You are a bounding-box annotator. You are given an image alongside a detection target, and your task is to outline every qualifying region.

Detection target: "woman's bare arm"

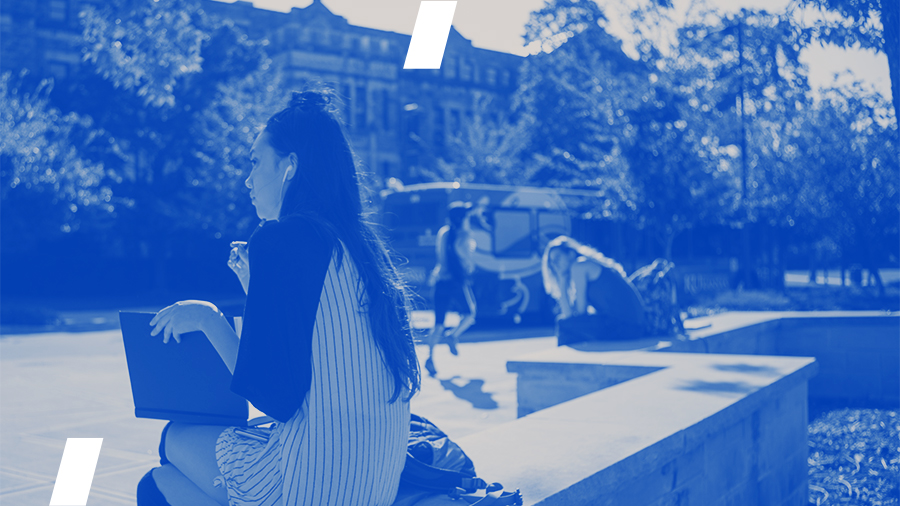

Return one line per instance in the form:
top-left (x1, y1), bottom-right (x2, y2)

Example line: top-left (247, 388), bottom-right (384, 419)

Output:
top-left (201, 311), bottom-right (240, 374)
top-left (455, 231), bottom-right (477, 274)
top-left (556, 269), bottom-right (574, 318)
top-left (571, 260), bottom-right (599, 316)
top-left (151, 301), bottom-right (240, 375)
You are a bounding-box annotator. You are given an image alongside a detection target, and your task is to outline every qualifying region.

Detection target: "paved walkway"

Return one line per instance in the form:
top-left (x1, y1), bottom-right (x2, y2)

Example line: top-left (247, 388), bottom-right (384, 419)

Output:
top-left (0, 327), bottom-right (558, 505)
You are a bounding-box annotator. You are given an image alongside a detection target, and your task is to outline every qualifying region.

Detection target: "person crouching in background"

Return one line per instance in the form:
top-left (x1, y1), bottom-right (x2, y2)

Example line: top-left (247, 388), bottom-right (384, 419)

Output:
top-left (541, 236), bottom-right (646, 345)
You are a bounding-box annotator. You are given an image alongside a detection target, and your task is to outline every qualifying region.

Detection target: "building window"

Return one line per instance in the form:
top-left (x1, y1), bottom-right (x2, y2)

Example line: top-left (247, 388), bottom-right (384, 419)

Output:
top-left (460, 59), bottom-right (472, 81)
top-left (284, 26), bottom-right (302, 48)
top-left (372, 90), bottom-right (382, 130)
top-left (443, 56), bottom-right (457, 79)
top-left (380, 89), bottom-right (391, 130)
top-left (434, 106), bottom-right (445, 148)
top-left (501, 70), bottom-right (511, 87)
top-left (355, 85), bottom-right (367, 130)
top-left (380, 39), bottom-right (390, 54)
top-left (408, 113), bottom-right (420, 137)
top-left (49, 0), bottom-right (67, 21)
top-left (449, 109), bottom-right (461, 136)
top-left (473, 65), bottom-right (481, 83)
top-left (486, 68), bottom-right (497, 86)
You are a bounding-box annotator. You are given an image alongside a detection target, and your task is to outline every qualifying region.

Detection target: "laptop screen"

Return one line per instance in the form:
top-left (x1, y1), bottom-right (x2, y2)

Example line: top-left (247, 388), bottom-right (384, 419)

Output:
top-left (119, 312), bottom-right (249, 426)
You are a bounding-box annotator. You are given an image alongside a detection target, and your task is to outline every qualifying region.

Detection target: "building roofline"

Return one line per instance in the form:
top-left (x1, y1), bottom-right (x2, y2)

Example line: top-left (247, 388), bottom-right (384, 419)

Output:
top-left (204, 0), bottom-right (524, 58)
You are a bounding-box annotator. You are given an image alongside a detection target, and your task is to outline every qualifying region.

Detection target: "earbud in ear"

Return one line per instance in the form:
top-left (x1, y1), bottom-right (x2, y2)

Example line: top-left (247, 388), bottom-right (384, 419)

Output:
top-left (283, 164), bottom-right (296, 184)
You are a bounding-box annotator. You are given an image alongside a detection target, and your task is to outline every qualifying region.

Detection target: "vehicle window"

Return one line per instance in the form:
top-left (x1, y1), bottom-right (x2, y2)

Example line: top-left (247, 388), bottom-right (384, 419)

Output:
top-left (537, 211), bottom-right (568, 250)
top-left (492, 209), bottom-right (532, 258)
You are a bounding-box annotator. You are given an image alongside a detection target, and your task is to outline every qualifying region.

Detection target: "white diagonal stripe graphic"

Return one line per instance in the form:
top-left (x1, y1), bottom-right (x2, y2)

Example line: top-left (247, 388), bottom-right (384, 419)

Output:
top-left (403, 1), bottom-right (457, 69)
top-left (49, 438), bottom-right (103, 505)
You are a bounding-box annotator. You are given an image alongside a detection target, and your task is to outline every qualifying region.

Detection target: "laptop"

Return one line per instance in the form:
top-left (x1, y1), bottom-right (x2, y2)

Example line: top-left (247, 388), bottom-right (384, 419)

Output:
top-left (119, 311), bottom-right (250, 426)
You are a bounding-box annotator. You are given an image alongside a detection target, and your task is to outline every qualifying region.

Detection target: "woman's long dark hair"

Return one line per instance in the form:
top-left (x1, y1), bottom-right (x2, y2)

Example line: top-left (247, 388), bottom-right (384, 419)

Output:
top-left (265, 89), bottom-right (419, 402)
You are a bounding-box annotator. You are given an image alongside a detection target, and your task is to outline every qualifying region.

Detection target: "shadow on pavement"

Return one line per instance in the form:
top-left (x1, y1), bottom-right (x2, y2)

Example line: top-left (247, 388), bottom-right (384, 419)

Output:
top-left (438, 376), bottom-right (499, 410)
top-left (676, 379), bottom-right (758, 396)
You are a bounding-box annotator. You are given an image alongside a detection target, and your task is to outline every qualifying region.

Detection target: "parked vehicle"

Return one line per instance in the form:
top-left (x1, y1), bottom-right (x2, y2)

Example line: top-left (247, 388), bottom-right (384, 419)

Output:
top-left (381, 182), bottom-right (601, 323)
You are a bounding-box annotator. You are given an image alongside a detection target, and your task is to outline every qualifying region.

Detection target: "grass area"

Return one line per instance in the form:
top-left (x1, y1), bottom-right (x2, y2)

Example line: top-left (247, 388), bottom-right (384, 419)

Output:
top-left (808, 409), bottom-right (899, 505)
top-left (687, 285), bottom-right (899, 316)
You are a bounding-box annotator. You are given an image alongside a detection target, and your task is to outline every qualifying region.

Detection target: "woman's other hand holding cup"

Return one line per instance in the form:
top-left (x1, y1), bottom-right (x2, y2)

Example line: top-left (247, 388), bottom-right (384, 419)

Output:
top-left (228, 241), bottom-right (250, 294)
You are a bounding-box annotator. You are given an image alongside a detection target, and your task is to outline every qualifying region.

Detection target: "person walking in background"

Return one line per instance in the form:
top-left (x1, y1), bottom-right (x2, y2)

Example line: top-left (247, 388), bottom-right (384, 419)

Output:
top-left (424, 201), bottom-right (477, 377)
top-left (141, 90), bottom-right (419, 506)
top-left (541, 236), bottom-right (646, 345)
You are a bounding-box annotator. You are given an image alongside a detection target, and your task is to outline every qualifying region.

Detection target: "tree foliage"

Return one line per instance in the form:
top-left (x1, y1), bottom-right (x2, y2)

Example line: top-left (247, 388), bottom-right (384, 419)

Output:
top-left (81, 0), bottom-right (207, 108)
top-left (796, 82), bottom-right (899, 291)
top-left (430, 95), bottom-right (534, 185)
top-left (676, 11), bottom-right (813, 226)
top-left (517, 0), bottom-right (649, 218)
top-left (63, 0), bottom-right (274, 242)
top-left (0, 72), bottom-right (125, 250)
top-left (789, 0), bottom-right (899, 123)
top-left (517, 0), bottom-right (896, 271)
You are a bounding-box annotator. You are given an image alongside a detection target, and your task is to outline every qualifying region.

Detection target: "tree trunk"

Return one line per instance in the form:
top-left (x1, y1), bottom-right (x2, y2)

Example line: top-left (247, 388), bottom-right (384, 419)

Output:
top-left (661, 228), bottom-right (680, 261)
top-left (883, 0), bottom-right (900, 123)
top-left (868, 265), bottom-right (886, 297)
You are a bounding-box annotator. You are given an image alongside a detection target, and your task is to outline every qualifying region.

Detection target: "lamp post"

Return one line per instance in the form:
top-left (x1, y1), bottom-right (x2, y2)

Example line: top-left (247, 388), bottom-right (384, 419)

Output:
top-left (737, 11), bottom-right (747, 207)
top-left (734, 10), bottom-right (753, 289)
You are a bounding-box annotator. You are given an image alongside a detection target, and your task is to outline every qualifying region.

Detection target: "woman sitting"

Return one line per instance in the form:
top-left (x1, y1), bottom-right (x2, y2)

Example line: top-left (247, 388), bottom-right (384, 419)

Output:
top-left (140, 90), bottom-right (419, 505)
top-left (541, 236), bottom-right (646, 344)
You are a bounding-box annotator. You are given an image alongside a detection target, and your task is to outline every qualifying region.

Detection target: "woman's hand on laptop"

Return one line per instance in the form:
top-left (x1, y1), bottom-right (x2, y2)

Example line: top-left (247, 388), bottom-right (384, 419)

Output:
top-left (150, 300), bottom-right (225, 344)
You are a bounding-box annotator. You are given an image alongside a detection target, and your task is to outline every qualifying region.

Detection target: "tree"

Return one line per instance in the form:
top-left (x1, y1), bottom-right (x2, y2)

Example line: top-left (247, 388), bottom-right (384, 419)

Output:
top-left (428, 95), bottom-right (534, 185)
top-left (797, 82), bottom-right (899, 294)
top-left (674, 11), bottom-right (814, 226)
top-left (0, 0), bottom-right (291, 295)
top-left (618, 78), bottom-right (739, 259)
top-left (44, 0), bottom-right (280, 279)
top-left (516, 1), bottom-right (749, 258)
top-left (0, 72), bottom-right (125, 252)
top-left (789, 0), bottom-right (899, 123)
top-left (516, 0), bottom-right (650, 217)
top-left (71, 0), bottom-right (269, 236)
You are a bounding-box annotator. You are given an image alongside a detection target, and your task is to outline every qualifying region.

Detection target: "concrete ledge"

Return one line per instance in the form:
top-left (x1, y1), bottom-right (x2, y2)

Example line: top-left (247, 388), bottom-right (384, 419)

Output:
top-left (662, 311), bottom-right (900, 406)
top-left (461, 350), bottom-right (816, 505)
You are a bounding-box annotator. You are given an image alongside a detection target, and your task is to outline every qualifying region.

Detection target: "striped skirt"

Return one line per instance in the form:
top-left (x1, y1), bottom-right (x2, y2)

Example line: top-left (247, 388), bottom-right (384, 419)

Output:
top-left (215, 247), bottom-right (411, 506)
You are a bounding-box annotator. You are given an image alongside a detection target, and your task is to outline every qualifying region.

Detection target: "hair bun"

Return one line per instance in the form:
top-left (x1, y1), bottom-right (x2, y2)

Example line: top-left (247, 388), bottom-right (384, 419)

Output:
top-left (289, 90), bottom-right (332, 112)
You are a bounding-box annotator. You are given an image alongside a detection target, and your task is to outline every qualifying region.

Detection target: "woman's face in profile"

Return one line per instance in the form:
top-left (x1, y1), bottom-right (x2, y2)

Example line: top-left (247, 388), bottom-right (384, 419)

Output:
top-left (246, 130), bottom-right (292, 221)
top-left (549, 247), bottom-right (575, 275)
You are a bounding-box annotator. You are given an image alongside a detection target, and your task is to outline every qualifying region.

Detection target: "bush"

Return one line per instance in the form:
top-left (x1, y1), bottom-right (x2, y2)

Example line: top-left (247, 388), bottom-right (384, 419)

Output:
top-left (808, 409), bottom-right (899, 505)
top-left (687, 285), bottom-right (900, 316)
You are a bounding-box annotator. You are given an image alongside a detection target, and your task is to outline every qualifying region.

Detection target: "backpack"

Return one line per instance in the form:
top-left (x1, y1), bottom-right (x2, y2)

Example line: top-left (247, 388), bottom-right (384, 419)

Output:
top-left (392, 414), bottom-right (523, 506)
top-left (628, 258), bottom-right (684, 336)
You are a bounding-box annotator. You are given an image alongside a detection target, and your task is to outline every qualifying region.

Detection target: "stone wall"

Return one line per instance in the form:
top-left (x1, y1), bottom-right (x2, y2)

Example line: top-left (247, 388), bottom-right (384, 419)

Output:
top-left (479, 311), bottom-right (898, 505)
top-left (664, 312), bottom-right (900, 406)
top-left (473, 349), bottom-right (816, 505)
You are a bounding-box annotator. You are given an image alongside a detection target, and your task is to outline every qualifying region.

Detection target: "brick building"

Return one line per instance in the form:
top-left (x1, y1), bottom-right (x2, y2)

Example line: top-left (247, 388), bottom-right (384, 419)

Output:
top-left (1, 0), bottom-right (524, 183)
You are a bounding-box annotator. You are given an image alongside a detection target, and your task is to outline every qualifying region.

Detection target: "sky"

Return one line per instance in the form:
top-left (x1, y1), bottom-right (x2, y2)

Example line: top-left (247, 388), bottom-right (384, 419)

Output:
top-left (212, 0), bottom-right (892, 100)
